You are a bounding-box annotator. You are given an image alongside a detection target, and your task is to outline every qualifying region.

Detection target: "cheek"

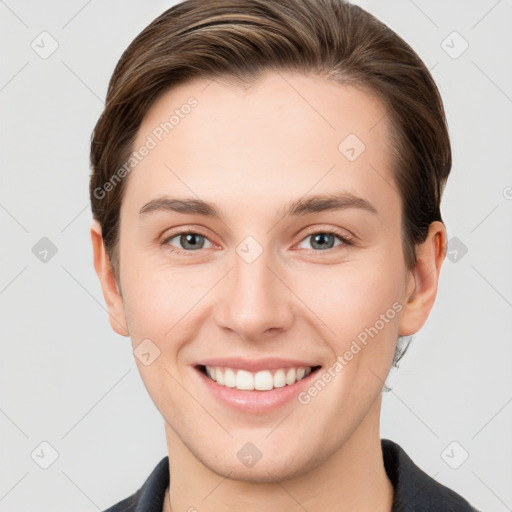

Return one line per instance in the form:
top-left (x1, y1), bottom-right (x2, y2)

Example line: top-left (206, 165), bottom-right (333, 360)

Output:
top-left (297, 262), bottom-right (404, 418)
top-left (121, 270), bottom-right (198, 413)
top-left (117, 230), bottom-right (197, 336)
top-left (120, 258), bottom-right (218, 381)
top-left (298, 257), bottom-right (405, 347)
top-left (122, 272), bottom-right (192, 339)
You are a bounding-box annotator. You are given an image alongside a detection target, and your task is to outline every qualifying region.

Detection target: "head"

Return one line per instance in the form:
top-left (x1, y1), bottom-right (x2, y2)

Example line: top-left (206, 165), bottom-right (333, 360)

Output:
top-left (90, 0), bottom-right (449, 482)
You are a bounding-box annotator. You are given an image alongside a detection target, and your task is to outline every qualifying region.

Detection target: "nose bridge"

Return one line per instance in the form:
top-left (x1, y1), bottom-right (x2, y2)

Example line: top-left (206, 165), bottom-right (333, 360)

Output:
top-left (216, 235), bottom-right (293, 340)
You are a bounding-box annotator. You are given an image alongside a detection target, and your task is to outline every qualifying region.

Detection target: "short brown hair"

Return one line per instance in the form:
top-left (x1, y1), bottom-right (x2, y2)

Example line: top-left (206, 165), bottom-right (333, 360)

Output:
top-left (90, 0), bottom-right (451, 367)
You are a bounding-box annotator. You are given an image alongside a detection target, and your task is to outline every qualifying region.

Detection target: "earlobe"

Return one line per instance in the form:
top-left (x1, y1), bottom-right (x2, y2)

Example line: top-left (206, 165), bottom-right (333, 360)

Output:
top-left (90, 220), bottom-right (130, 337)
top-left (398, 221), bottom-right (447, 336)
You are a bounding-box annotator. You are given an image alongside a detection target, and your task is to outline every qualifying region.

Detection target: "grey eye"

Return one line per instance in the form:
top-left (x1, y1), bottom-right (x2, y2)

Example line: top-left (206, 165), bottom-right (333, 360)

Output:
top-left (166, 232), bottom-right (213, 251)
top-left (297, 232), bottom-right (344, 251)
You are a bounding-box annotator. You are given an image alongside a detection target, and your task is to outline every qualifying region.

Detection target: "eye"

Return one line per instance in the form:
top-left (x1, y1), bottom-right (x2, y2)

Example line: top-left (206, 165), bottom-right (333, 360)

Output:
top-left (161, 228), bottom-right (353, 256)
top-left (162, 231), bottom-right (214, 254)
top-left (296, 229), bottom-right (353, 251)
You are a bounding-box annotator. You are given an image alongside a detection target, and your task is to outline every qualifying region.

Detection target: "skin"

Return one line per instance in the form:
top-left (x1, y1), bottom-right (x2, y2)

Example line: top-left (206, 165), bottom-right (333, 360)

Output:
top-left (91, 70), bottom-right (446, 512)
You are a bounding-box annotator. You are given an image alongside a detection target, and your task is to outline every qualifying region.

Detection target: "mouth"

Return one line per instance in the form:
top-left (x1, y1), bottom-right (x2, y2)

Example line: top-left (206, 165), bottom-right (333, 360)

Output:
top-left (193, 357), bottom-right (323, 412)
top-left (197, 364), bottom-right (322, 391)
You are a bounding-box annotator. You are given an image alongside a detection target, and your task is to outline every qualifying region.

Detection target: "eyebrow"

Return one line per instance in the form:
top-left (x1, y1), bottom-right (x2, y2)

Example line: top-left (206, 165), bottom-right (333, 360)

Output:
top-left (139, 192), bottom-right (378, 220)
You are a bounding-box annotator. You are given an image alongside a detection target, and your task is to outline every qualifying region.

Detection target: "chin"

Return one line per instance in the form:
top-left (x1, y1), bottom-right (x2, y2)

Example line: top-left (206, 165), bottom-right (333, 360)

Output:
top-left (194, 442), bottom-right (328, 484)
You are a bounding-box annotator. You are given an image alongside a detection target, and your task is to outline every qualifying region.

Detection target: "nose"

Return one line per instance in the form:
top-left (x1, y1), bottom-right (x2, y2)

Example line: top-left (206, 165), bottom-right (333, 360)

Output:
top-left (214, 240), bottom-right (295, 343)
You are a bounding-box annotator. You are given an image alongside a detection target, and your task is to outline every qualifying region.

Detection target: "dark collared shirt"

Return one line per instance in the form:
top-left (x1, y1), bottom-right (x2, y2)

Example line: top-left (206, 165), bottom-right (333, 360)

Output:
top-left (103, 439), bottom-right (481, 511)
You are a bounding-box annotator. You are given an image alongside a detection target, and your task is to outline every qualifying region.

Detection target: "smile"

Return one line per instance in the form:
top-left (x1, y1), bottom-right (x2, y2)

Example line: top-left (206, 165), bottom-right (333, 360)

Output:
top-left (201, 365), bottom-right (318, 391)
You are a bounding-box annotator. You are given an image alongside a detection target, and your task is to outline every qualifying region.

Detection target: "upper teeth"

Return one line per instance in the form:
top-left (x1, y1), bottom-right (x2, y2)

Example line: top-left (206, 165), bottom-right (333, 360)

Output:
top-left (205, 366), bottom-right (312, 391)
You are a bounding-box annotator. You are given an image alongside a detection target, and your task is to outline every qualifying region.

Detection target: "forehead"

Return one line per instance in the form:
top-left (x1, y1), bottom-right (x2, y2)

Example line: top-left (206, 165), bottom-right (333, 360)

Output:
top-left (124, 70), bottom-right (399, 220)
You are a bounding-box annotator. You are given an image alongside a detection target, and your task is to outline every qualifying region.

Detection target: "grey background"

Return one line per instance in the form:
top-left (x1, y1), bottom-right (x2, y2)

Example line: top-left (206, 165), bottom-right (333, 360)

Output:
top-left (1, 0), bottom-right (511, 510)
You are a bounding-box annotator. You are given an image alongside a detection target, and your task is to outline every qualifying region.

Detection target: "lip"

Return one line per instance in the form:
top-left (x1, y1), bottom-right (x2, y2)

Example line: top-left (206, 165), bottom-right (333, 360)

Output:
top-left (195, 357), bottom-right (321, 372)
top-left (193, 359), bottom-right (322, 413)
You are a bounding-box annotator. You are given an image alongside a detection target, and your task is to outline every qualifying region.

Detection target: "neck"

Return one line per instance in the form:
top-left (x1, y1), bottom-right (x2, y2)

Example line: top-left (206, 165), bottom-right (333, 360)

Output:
top-left (163, 397), bottom-right (393, 512)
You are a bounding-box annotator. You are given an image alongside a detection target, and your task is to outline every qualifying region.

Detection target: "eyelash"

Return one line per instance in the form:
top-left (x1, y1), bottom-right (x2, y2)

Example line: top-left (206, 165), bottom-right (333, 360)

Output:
top-left (161, 227), bottom-right (354, 256)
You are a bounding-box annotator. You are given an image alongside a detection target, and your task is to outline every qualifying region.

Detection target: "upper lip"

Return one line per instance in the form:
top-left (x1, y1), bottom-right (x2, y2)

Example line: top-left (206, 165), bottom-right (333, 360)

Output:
top-left (195, 357), bottom-right (321, 372)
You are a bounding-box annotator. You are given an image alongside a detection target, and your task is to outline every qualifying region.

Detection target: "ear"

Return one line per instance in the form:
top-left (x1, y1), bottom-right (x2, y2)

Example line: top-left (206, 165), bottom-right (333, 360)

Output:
top-left (90, 220), bottom-right (129, 337)
top-left (398, 221), bottom-right (447, 336)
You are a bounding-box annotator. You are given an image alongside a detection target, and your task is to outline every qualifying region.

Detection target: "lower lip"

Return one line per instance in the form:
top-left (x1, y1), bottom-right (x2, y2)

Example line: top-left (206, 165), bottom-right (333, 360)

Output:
top-left (194, 367), bottom-right (320, 413)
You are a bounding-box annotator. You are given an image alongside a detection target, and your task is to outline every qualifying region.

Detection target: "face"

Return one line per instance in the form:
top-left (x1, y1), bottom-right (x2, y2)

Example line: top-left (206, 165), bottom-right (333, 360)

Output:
top-left (97, 71), bottom-right (429, 482)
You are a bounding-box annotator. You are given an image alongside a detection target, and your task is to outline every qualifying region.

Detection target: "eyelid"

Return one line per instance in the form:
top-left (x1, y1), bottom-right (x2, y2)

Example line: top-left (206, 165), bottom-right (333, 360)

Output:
top-left (297, 225), bottom-right (355, 245)
top-left (161, 226), bottom-right (211, 241)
